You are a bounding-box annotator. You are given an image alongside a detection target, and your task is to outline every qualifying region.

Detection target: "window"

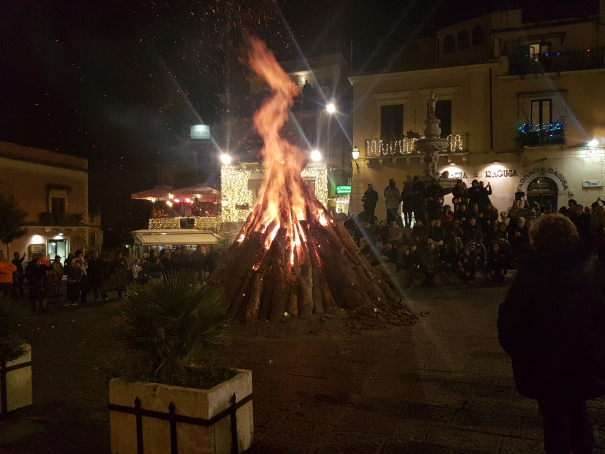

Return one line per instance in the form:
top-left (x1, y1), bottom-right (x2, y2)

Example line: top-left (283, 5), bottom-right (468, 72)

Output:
top-left (471, 26), bottom-right (484, 45)
top-left (380, 104), bottom-right (404, 139)
top-left (529, 41), bottom-right (550, 61)
top-left (457, 30), bottom-right (469, 49)
top-left (51, 197), bottom-right (65, 217)
top-left (444, 35), bottom-right (455, 54)
top-left (435, 100), bottom-right (452, 136)
top-left (531, 99), bottom-right (552, 126)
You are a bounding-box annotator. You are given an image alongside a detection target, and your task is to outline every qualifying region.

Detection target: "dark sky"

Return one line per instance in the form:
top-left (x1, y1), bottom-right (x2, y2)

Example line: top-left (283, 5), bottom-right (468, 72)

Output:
top-left (0, 0), bottom-right (598, 245)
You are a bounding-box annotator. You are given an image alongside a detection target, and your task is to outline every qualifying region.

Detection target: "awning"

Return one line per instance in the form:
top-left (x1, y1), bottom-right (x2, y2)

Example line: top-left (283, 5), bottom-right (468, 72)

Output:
top-left (131, 185), bottom-right (220, 202)
top-left (132, 229), bottom-right (222, 246)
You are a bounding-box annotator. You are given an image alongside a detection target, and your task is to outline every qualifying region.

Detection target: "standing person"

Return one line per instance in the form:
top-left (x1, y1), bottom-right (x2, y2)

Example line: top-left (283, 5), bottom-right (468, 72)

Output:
top-left (11, 251), bottom-right (26, 300)
top-left (73, 250), bottom-right (89, 303)
top-left (361, 184), bottom-right (378, 224)
top-left (400, 183), bottom-right (414, 229)
top-left (51, 255), bottom-right (64, 297)
top-left (498, 214), bottom-right (605, 454)
top-left (384, 179), bottom-right (402, 227)
top-left (425, 177), bottom-right (449, 222)
top-left (410, 176), bottom-right (427, 227)
top-left (111, 251), bottom-right (130, 299)
top-left (451, 179), bottom-right (468, 213)
top-left (0, 250), bottom-right (17, 297)
top-left (67, 258), bottom-right (83, 306)
top-left (88, 251), bottom-right (109, 302)
top-left (25, 253), bottom-right (52, 312)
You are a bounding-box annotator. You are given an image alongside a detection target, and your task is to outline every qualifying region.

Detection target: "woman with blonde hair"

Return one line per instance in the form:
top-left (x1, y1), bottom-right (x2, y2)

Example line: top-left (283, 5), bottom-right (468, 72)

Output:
top-left (498, 214), bottom-right (605, 453)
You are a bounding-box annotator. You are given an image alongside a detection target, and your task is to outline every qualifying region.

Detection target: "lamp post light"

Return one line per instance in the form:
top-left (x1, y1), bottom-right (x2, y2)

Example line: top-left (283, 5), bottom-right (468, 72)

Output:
top-left (325, 101), bottom-right (336, 194)
top-left (352, 146), bottom-right (360, 173)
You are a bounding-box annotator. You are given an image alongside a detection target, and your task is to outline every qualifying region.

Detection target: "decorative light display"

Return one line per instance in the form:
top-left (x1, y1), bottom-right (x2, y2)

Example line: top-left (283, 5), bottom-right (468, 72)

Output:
top-left (148, 216), bottom-right (221, 232)
top-left (517, 120), bottom-right (566, 146)
top-left (220, 164), bottom-right (328, 223)
top-left (148, 218), bottom-right (180, 229)
top-left (365, 133), bottom-right (465, 157)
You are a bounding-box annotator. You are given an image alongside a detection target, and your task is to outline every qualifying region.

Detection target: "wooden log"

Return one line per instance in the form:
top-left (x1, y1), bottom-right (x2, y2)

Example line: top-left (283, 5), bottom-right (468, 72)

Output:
top-left (311, 265), bottom-right (324, 314)
top-left (298, 264), bottom-right (313, 316)
top-left (245, 272), bottom-right (264, 321)
top-left (286, 287), bottom-right (298, 317)
top-left (270, 280), bottom-right (289, 321)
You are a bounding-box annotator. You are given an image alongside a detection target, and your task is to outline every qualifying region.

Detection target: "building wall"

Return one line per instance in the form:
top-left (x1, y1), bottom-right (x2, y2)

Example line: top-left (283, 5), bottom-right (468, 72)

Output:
top-left (350, 9), bottom-right (605, 223)
top-left (0, 142), bottom-right (100, 258)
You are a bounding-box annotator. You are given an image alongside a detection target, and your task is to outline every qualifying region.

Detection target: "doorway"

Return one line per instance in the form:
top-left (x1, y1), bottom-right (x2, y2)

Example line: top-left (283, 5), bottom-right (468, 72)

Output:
top-left (527, 177), bottom-right (558, 213)
top-left (48, 239), bottom-right (67, 262)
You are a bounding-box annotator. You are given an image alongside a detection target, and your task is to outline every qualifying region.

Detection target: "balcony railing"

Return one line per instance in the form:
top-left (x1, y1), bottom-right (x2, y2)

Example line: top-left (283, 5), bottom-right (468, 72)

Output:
top-left (517, 121), bottom-right (566, 147)
top-left (508, 48), bottom-right (605, 76)
top-left (37, 212), bottom-right (83, 226)
top-left (365, 133), bottom-right (467, 157)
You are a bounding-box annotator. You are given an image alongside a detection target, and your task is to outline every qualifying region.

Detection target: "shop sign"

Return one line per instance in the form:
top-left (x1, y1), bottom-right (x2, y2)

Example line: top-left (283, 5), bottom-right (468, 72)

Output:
top-left (336, 185), bottom-right (352, 194)
top-left (582, 180), bottom-right (603, 188)
top-left (484, 169), bottom-right (518, 178)
top-left (517, 167), bottom-right (569, 192)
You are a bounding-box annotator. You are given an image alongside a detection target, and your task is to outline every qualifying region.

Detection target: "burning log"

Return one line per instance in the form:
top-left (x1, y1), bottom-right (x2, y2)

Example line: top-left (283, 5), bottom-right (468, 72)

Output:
top-left (207, 38), bottom-right (409, 323)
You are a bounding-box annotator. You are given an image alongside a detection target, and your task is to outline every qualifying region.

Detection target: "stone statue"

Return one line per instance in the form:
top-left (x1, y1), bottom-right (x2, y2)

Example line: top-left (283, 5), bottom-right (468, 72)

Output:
top-left (428, 90), bottom-right (437, 120)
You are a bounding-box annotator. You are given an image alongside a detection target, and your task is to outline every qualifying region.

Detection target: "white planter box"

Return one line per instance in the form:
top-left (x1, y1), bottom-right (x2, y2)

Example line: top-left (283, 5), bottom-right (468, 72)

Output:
top-left (0, 343), bottom-right (33, 416)
top-left (109, 369), bottom-right (253, 454)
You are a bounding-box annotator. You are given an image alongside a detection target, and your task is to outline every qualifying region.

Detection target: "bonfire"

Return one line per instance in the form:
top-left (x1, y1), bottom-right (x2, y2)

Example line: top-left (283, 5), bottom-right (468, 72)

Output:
top-left (208, 39), bottom-right (409, 324)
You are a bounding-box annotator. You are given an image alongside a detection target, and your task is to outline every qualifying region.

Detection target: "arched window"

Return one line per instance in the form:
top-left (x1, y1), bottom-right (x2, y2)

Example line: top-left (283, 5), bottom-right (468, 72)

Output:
top-left (458, 30), bottom-right (469, 49)
top-left (472, 26), bottom-right (484, 45)
top-left (444, 35), bottom-right (455, 54)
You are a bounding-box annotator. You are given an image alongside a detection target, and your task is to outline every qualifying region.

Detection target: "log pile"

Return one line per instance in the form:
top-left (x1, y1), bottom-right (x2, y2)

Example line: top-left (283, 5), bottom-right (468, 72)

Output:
top-left (208, 170), bottom-right (403, 322)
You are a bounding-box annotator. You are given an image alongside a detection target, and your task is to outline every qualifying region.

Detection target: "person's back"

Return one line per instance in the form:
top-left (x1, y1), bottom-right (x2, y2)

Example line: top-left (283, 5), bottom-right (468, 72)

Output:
top-left (498, 214), bottom-right (605, 453)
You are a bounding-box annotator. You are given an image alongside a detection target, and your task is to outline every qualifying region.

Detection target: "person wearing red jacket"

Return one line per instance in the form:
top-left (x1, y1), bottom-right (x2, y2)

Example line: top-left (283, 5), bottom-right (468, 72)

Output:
top-left (0, 250), bottom-right (17, 297)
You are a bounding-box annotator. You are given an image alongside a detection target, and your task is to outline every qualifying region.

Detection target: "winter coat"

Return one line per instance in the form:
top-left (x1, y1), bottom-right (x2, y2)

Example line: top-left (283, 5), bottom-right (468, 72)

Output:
top-left (498, 241), bottom-right (605, 401)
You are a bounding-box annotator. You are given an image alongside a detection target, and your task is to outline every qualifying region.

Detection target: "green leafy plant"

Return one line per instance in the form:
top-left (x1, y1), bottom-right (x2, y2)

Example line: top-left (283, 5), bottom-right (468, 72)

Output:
top-left (115, 272), bottom-right (234, 388)
top-left (0, 293), bottom-right (33, 363)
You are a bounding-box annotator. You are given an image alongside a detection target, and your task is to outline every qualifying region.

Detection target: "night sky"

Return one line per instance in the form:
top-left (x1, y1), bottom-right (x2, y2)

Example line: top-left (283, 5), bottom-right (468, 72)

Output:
top-left (0, 0), bottom-right (597, 247)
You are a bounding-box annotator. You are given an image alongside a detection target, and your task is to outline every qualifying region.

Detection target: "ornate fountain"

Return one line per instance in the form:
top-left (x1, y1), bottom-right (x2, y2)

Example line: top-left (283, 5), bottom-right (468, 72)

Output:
top-left (415, 91), bottom-right (450, 177)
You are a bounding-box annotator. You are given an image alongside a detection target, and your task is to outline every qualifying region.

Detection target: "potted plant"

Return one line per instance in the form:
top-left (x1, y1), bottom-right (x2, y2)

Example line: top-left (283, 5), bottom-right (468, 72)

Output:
top-left (108, 272), bottom-right (253, 454)
top-left (0, 293), bottom-right (34, 417)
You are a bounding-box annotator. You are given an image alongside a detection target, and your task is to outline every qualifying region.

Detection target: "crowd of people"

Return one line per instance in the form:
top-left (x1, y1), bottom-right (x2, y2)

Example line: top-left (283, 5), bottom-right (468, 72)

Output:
top-left (353, 176), bottom-right (605, 287)
top-left (0, 245), bottom-right (223, 312)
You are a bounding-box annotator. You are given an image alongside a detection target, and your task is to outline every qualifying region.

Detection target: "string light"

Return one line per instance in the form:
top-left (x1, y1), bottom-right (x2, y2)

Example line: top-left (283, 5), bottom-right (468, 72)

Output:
top-left (220, 164), bottom-right (328, 223)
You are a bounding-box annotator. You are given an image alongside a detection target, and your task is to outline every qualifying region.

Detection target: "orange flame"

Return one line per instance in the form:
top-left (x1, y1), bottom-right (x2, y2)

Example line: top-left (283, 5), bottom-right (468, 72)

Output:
top-left (242, 38), bottom-right (333, 270)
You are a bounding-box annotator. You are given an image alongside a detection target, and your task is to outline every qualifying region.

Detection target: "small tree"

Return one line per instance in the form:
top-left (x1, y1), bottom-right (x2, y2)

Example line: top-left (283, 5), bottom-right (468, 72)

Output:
top-left (115, 272), bottom-right (233, 388)
top-left (0, 193), bottom-right (28, 256)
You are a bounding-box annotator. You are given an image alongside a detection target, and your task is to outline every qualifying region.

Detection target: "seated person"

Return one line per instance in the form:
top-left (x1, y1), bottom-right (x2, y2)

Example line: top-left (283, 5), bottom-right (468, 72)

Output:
top-left (485, 240), bottom-right (512, 282)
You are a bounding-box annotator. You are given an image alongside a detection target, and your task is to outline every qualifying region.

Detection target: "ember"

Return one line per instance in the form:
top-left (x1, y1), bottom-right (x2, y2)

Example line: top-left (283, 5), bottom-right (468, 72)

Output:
top-left (208, 39), bottom-right (405, 322)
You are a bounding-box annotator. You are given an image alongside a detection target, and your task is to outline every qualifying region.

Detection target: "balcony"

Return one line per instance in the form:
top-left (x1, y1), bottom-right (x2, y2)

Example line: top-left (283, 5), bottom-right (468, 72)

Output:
top-left (508, 48), bottom-right (605, 76)
top-left (516, 121), bottom-right (566, 147)
top-left (365, 133), bottom-right (467, 157)
top-left (37, 212), bottom-right (83, 226)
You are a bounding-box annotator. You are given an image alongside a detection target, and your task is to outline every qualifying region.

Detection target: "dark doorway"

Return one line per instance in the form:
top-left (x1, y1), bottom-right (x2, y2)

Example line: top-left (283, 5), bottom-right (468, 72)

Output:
top-left (527, 177), bottom-right (558, 213)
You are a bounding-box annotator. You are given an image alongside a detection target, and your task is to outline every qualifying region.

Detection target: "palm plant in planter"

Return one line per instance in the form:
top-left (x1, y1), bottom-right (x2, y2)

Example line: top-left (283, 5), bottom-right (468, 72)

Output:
top-left (0, 293), bottom-right (34, 417)
top-left (109, 272), bottom-right (253, 454)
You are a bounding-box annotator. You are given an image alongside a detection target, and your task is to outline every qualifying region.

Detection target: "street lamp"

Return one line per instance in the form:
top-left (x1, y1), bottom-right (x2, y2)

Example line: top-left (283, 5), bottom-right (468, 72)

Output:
top-left (310, 149), bottom-right (322, 162)
top-left (352, 146), bottom-right (360, 173)
top-left (325, 101), bottom-right (336, 172)
top-left (220, 153), bottom-right (232, 165)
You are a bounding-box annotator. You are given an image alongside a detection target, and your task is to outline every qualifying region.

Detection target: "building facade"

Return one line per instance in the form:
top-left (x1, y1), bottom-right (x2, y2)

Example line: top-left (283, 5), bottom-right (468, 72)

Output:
top-left (0, 142), bottom-right (101, 259)
top-left (350, 6), bottom-right (605, 221)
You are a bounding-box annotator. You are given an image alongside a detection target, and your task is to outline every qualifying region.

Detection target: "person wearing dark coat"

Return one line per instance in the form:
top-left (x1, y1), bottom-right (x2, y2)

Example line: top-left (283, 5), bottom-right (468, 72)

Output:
top-left (498, 214), bottom-right (605, 454)
top-left (361, 184), bottom-right (379, 224)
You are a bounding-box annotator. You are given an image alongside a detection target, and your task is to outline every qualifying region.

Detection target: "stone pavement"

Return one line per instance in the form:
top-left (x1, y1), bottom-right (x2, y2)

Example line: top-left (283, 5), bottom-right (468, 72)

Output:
top-left (2, 277), bottom-right (605, 453)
